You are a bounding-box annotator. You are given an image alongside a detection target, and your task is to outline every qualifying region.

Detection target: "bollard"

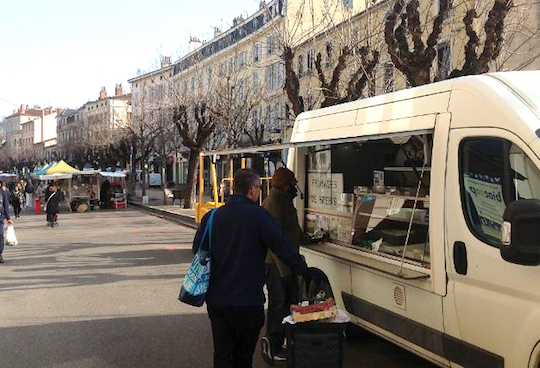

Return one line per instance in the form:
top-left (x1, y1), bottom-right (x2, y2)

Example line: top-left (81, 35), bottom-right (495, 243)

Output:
top-left (34, 198), bottom-right (41, 215)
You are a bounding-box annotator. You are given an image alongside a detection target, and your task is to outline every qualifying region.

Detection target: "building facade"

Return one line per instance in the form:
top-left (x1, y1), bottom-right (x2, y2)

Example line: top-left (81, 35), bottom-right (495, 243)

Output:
top-left (80, 85), bottom-right (131, 148)
top-left (5, 105), bottom-right (59, 161)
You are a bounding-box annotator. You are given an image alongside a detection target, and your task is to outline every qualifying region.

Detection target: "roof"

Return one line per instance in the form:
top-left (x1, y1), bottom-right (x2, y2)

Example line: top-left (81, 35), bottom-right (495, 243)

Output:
top-left (291, 71), bottom-right (540, 146)
top-left (59, 109), bottom-right (79, 117)
top-left (6, 108), bottom-right (43, 119)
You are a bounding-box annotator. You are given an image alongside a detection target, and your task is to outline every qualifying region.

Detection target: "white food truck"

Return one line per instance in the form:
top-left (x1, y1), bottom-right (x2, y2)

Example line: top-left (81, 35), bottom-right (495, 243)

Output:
top-left (199, 71), bottom-right (540, 368)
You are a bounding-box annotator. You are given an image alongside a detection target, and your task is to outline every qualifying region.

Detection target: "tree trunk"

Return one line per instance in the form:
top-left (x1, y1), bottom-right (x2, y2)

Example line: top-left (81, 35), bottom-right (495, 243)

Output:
top-left (183, 148), bottom-right (200, 209)
top-left (162, 154), bottom-right (167, 205)
top-left (141, 157), bottom-right (147, 197)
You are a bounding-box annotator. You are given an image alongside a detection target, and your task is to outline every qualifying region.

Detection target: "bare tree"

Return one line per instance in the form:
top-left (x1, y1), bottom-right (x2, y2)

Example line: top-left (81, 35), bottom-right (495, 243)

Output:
top-left (384, 0), bottom-right (532, 86)
top-left (270, 0), bottom-right (381, 117)
top-left (209, 71), bottom-right (266, 149)
top-left (173, 101), bottom-right (218, 208)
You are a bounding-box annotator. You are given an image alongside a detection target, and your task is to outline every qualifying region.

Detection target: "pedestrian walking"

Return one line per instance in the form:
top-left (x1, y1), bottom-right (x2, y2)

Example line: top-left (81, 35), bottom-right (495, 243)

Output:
top-left (9, 187), bottom-right (22, 218)
top-left (0, 180), bottom-right (14, 263)
top-left (24, 179), bottom-right (34, 208)
top-left (36, 182), bottom-right (45, 206)
top-left (193, 169), bottom-right (309, 368)
top-left (16, 179), bottom-right (26, 208)
top-left (44, 183), bottom-right (61, 227)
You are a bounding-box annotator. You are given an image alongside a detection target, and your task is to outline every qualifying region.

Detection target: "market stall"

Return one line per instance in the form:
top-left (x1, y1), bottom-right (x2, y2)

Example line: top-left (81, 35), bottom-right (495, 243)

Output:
top-left (38, 173), bottom-right (73, 212)
top-left (0, 173), bottom-right (18, 190)
top-left (99, 171), bottom-right (127, 209)
top-left (71, 170), bottom-right (100, 211)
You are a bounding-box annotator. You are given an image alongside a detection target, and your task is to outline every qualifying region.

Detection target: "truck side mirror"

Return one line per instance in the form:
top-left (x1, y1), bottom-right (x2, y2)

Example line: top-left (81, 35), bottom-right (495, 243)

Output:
top-left (500, 199), bottom-right (540, 266)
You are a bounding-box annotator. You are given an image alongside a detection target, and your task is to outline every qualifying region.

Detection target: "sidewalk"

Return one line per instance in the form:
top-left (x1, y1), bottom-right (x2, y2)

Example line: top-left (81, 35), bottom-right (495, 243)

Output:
top-left (128, 187), bottom-right (200, 228)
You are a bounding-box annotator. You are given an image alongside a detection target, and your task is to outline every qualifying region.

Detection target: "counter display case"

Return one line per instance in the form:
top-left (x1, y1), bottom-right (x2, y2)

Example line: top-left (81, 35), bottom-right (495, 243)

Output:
top-left (351, 192), bottom-right (430, 267)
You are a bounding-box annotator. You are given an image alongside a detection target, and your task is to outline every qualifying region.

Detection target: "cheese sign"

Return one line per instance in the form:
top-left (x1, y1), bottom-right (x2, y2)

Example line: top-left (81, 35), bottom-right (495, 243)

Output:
top-left (308, 173), bottom-right (343, 210)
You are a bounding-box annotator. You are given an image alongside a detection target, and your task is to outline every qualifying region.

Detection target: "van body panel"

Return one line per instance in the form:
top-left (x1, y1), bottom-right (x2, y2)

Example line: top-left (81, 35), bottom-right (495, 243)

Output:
top-left (295, 109), bottom-right (357, 133)
top-left (445, 127), bottom-right (540, 368)
top-left (448, 77), bottom-right (540, 144)
top-left (292, 114), bottom-right (439, 145)
top-left (430, 113), bottom-right (451, 296)
top-left (355, 93), bottom-right (450, 127)
top-left (349, 266), bottom-right (444, 331)
top-left (294, 84), bottom-right (452, 125)
top-left (300, 246), bottom-right (352, 309)
top-left (528, 341), bottom-right (540, 368)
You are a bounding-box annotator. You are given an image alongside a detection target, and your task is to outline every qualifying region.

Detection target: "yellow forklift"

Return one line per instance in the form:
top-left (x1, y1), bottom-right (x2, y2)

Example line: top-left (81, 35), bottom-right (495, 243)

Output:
top-left (195, 144), bottom-right (291, 223)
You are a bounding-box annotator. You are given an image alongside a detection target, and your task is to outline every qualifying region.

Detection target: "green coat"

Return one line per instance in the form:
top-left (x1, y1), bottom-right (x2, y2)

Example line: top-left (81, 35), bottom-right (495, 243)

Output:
top-left (263, 187), bottom-right (304, 277)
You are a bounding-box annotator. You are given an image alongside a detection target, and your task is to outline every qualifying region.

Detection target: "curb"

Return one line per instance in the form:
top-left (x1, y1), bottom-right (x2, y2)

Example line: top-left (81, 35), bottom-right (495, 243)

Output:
top-left (128, 201), bottom-right (198, 229)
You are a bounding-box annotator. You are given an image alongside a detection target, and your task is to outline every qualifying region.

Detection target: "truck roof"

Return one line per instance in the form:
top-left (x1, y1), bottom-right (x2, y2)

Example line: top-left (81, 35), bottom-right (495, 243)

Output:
top-left (290, 71), bottom-right (540, 145)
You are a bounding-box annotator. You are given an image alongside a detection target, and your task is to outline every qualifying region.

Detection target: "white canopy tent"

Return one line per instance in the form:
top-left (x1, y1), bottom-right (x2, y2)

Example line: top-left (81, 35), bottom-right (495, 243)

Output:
top-left (38, 173), bottom-right (74, 211)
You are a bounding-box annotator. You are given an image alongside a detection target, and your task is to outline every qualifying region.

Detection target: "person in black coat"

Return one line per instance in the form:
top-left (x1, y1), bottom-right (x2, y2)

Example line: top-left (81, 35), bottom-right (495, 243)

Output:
top-left (9, 187), bottom-right (22, 218)
top-left (193, 169), bottom-right (309, 368)
top-left (44, 183), bottom-right (61, 226)
top-left (0, 181), bottom-right (13, 263)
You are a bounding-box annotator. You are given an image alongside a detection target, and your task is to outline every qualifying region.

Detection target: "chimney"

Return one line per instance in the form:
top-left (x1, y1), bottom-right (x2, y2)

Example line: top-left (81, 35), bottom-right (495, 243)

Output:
top-left (188, 36), bottom-right (202, 53)
top-left (115, 83), bottom-right (123, 96)
top-left (212, 27), bottom-right (222, 38)
top-left (160, 56), bottom-right (171, 68)
top-left (233, 16), bottom-right (245, 26)
top-left (99, 87), bottom-right (107, 100)
top-left (20, 104), bottom-right (26, 114)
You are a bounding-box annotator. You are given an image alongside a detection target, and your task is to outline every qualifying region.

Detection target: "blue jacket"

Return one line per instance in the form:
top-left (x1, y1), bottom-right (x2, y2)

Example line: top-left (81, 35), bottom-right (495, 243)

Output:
top-left (193, 195), bottom-right (307, 307)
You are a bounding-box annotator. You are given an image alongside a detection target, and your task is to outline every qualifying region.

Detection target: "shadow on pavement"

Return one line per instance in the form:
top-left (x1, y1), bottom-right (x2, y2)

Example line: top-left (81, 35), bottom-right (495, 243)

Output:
top-left (0, 314), bottom-right (213, 368)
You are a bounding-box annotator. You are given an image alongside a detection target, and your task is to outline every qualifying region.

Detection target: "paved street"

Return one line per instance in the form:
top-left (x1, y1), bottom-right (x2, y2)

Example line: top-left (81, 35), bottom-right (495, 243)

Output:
top-left (0, 208), bottom-right (436, 368)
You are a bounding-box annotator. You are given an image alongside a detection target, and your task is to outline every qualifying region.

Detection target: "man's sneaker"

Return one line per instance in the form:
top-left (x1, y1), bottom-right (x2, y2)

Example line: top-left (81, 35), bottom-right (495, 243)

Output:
top-left (273, 348), bottom-right (287, 361)
top-left (0, 255), bottom-right (4, 263)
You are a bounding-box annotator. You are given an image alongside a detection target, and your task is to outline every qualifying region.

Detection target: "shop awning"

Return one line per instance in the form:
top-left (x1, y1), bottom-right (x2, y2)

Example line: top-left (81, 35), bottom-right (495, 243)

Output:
top-left (99, 171), bottom-right (127, 178)
top-left (33, 162), bottom-right (57, 176)
top-left (46, 160), bottom-right (80, 174)
top-left (39, 173), bottom-right (73, 180)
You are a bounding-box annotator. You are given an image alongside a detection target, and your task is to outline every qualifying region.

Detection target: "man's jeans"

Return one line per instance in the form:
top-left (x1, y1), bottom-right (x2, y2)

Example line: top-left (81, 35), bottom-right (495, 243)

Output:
top-left (207, 304), bottom-right (264, 368)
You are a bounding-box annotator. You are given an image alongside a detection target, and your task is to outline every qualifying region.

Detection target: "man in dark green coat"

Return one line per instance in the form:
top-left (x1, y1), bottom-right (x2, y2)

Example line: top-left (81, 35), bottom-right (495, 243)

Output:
top-left (262, 167), bottom-right (307, 361)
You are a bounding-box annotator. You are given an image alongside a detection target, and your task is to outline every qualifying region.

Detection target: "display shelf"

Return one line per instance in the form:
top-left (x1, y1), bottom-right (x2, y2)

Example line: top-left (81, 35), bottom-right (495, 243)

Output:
top-left (354, 211), bottom-right (429, 226)
top-left (383, 166), bottom-right (431, 172)
top-left (354, 191), bottom-right (429, 202)
top-left (306, 208), bottom-right (354, 219)
top-left (303, 242), bottom-right (431, 279)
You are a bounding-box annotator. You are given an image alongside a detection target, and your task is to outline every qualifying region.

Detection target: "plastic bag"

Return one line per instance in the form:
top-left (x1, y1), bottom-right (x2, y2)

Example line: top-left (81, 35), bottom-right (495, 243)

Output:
top-left (5, 223), bottom-right (17, 246)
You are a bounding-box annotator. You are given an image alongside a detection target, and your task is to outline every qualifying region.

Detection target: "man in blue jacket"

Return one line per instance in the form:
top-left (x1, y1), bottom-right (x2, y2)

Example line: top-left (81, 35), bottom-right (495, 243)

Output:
top-left (0, 180), bottom-right (13, 263)
top-left (193, 169), bottom-right (308, 368)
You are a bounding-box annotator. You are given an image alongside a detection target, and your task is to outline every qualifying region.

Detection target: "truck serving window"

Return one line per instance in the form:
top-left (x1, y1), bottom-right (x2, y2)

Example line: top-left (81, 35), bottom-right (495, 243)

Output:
top-left (460, 138), bottom-right (540, 246)
top-left (305, 133), bottom-right (432, 268)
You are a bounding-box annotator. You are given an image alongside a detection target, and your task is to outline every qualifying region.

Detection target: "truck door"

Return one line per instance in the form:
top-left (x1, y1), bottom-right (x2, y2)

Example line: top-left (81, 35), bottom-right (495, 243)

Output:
top-left (445, 128), bottom-right (540, 368)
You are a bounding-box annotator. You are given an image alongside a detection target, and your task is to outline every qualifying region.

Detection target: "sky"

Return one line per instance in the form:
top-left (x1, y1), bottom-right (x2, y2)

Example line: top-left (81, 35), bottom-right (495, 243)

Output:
top-left (0, 0), bottom-right (261, 118)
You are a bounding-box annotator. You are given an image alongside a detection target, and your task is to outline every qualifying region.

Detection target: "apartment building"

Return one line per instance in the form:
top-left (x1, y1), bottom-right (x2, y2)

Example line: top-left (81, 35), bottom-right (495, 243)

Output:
top-left (5, 105), bottom-right (59, 159)
top-left (291, 0), bottom-right (540, 114)
top-left (57, 108), bottom-right (83, 161)
top-left (80, 85), bottom-right (131, 147)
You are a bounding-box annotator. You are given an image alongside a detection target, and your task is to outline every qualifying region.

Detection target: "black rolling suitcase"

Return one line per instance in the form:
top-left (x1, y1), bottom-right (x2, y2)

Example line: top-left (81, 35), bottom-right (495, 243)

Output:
top-left (285, 320), bottom-right (346, 368)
